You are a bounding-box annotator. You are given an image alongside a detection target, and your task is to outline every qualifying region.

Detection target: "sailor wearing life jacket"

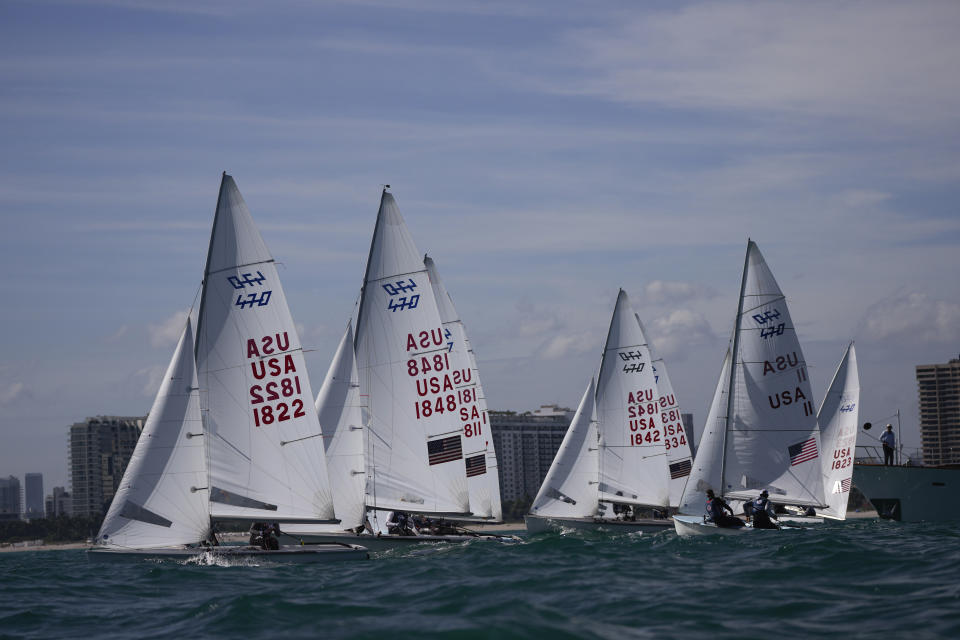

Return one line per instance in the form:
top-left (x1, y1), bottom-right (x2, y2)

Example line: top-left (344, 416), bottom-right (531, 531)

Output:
top-left (751, 490), bottom-right (780, 530)
top-left (705, 489), bottom-right (745, 528)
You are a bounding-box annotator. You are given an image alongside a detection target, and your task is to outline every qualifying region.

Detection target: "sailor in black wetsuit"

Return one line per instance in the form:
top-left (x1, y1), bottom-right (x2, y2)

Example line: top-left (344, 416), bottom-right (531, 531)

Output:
top-left (705, 489), bottom-right (745, 528)
top-left (751, 490), bottom-right (780, 530)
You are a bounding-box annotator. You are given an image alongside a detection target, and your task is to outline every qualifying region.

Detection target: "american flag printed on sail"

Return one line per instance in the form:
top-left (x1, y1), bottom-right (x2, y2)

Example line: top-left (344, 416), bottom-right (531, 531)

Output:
top-left (465, 454), bottom-right (486, 477)
top-left (428, 435), bottom-right (463, 466)
top-left (669, 459), bottom-right (692, 479)
top-left (788, 437), bottom-right (818, 466)
top-left (833, 477), bottom-right (852, 494)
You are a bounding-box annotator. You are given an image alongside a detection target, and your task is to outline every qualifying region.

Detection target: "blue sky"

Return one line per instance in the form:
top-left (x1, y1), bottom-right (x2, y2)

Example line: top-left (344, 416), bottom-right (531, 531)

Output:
top-left (2, 0), bottom-right (959, 489)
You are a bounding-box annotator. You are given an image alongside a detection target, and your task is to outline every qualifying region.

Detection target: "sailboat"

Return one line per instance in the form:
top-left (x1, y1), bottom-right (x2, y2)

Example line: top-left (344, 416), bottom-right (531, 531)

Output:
top-left (90, 174), bottom-right (367, 561)
top-left (525, 289), bottom-right (675, 534)
top-left (673, 240), bottom-right (826, 536)
top-left (424, 254), bottom-right (503, 522)
top-left (636, 314), bottom-right (695, 507)
top-left (782, 342), bottom-right (859, 523)
top-left (287, 188), bottom-right (515, 549)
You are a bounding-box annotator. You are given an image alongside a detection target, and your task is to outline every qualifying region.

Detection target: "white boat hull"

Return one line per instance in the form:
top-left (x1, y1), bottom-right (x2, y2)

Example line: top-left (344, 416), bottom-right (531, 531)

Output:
top-left (283, 531), bottom-right (520, 551)
top-left (777, 515), bottom-right (825, 525)
top-left (525, 514), bottom-right (673, 535)
top-left (672, 515), bottom-right (751, 537)
top-left (87, 543), bottom-right (369, 562)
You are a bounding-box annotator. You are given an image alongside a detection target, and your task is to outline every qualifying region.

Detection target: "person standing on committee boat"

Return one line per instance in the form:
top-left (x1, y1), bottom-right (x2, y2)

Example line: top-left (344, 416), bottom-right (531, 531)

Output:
top-left (881, 424), bottom-right (896, 465)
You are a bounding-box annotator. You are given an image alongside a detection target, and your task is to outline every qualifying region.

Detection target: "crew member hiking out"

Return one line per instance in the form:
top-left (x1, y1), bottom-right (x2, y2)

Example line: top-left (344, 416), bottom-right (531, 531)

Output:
top-left (705, 489), bottom-right (745, 528)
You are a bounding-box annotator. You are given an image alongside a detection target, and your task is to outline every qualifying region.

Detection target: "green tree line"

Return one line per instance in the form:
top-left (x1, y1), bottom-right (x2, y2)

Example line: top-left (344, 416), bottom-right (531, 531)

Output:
top-left (0, 515), bottom-right (105, 544)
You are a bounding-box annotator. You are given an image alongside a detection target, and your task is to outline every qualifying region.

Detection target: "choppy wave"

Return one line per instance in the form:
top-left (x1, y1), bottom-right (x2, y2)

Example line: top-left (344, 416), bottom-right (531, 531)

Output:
top-left (2, 521), bottom-right (959, 639)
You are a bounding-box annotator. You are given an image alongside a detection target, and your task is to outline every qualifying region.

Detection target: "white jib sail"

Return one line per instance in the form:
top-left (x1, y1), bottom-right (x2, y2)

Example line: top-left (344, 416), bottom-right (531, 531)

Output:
top-left (316, 321), bottom-right (367, 530)
top-left (355, 190), bottom-right (470, 515)
top-left (596, 290), bottom-right (670, 508)
top-left (678, 348), bottom-right (731, 515)
top-left (530, 378), bottom-right (599, 518)
top-left (424, 255), bottom-right (498, 519)
top-left (817, 342), bottom-right (860, 519)
top-left (636, 313), bottom-right (694, 508)
top-left (196, 174), bottom-right (335, 522)
top-left (97, 319), bottom-right (210, 548)
top-left (723, 241), bottom-right (825, 507)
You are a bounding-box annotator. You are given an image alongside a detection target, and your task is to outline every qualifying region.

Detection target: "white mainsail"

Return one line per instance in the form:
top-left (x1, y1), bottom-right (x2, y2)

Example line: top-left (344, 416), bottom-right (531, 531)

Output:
top-left (196, 173), bottom-right (336, 522)
top-left (529, 378), bottom-right (599, 518)
top-left (424, 255), bottom-right (501, 520)
top-left (817, 342), bottom-right (860, 519)
top-left (677, 348), bottom-right (731, 515)
top-left (315, 321), bottom-right (367, 530)
top-left (97, 320), bottom-right (210, 548)
top-left (355, 189), bottom-right (470, 515)
top-left (722, 240), bottom-right (825, 506)
top-left (636, 313), bottom-right (694, 508)
top-left (596, 290), bottom-right (670, 508)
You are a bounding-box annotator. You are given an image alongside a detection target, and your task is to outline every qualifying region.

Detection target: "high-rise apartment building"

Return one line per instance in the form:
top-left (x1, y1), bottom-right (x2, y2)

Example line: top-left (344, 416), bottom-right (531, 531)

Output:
top-left (24, 472), bottom-right (44, 518)
top-left (490, 405), bottom-right (574, 503)
top-left (45, 486), bottom-right (72, 518)
top-left (69, 416), bottom-right (144, 517)
top-left (917, 356), bottom-right (960, 466)
top-left (0, 475), bottom-right (21, 521)
top-left (490, 405), bottom-right (697, 505)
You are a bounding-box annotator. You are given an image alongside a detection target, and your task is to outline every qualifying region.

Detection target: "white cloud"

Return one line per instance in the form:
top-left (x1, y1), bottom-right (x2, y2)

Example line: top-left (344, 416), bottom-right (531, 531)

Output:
top-left (860, 292), bottom-right (960, 343)
top-left (551, 2), bottom-right (960, 128)
top-left (147, 310), bottom-right (189, 348)
top-left (135, 365), bottom-right (167, 397)
top-left (644, 280), bottom-right (715, 304)
top-left (540, 332), bottom-right (595, 360)
top-left (105, 325), bottom-right (128, 342)
top-left (839, 190), bottom-right (892, 208)
top-left (648, 309), bottom-right (716, 359)
top-left (0, 382), bottom-right (26, 406)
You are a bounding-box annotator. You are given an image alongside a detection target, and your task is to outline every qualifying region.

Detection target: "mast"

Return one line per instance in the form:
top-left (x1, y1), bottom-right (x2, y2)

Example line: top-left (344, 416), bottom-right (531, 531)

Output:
top-left (721, 239), bottom-right (752, 496)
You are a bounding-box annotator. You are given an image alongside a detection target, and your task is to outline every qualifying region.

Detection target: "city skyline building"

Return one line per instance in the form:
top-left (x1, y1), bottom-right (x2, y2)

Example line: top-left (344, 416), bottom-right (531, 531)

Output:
top-left (490, 405), bottom-right (574, 503)
top-left (45, 486), bottom-right (72, 518)
top-left (68, 416), bottom-right (144, 517)
top-left (0, 475), bottom-right (21, 521)
top-left (917, 356), bottom-right (960, 466)
top-left (24, 472), bottom-right (43, 519)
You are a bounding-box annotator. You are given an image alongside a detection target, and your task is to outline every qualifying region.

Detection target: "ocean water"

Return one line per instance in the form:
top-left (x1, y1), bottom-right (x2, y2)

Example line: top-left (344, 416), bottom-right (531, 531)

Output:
top-left (2, 519), bottom-right (959, 639)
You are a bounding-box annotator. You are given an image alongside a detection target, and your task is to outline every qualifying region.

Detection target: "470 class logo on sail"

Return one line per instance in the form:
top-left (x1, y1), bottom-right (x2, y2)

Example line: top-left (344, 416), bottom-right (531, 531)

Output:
top-left (230, 270), bottom-right (272, 309)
